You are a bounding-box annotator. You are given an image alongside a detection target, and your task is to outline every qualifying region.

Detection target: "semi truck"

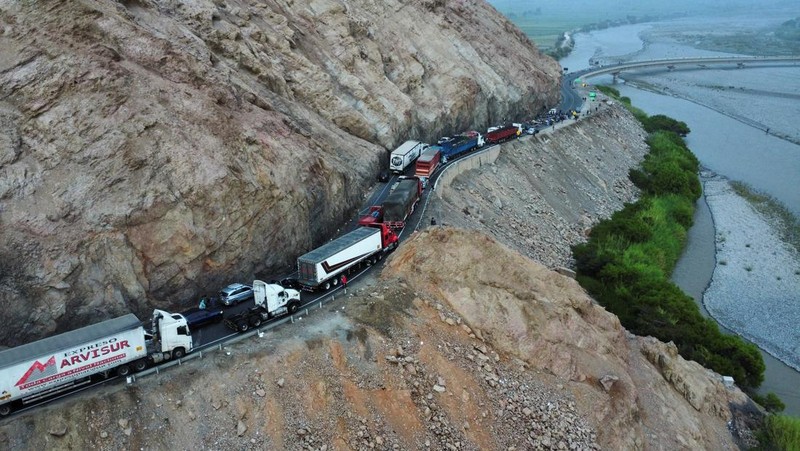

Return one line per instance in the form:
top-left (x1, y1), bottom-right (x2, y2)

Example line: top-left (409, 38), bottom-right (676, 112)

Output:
top-left (485, 124), bottom-right (521, 144)
top-left (436, 132), bottom-right (484, 162)
top-left (297, 223), bottom-right (399, 291)
top-left (383, 176), bottom-right (423, 230)
top-left (0, 310), bottom-right (193, 416)
top-left (389, 140), bottom-right (428, 174)
top-left (358, 176), bottom-right (423, 230)
top-left (414, 147), bottom-right (442, 182)
top-left (224, 281), bottom-right (302, 332)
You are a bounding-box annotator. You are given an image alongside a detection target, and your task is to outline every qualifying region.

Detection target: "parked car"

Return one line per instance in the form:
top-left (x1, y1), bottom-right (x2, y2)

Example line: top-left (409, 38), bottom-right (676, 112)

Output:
top-left (378, 170), bottom-right (389, 183)
top-left (218, 283), bottom-right (254, 306)
top-left (181, 307), bottom-right (224, 329)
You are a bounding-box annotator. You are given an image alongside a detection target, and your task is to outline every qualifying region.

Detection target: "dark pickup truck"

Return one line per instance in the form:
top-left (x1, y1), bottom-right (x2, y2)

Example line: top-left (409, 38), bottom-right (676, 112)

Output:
top-left (181, 307), bottom-right (224, 329)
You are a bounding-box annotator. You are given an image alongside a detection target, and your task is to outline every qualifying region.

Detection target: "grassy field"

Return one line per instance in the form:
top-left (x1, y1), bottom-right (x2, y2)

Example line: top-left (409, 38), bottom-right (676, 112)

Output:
top-left (504, 17), bottom-right (595, 49)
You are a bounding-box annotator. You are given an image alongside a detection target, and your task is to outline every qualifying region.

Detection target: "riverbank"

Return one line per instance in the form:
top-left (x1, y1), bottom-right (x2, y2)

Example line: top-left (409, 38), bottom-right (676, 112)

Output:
top-left (703, 175), bottom-right (800, 372)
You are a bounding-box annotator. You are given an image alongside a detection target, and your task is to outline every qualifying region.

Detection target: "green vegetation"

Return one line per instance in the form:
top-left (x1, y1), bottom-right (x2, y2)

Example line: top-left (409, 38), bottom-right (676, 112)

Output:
top-left (752, 392), bottom-right (787, 414)
top-left (572, 91), bottom-right (767, 391)
top-left (756, 415), bottom-right (800, 450)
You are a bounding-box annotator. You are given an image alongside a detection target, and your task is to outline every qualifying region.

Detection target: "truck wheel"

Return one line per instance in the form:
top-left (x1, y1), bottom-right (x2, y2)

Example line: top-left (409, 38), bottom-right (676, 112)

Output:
top-left (0, 404), bottom-right (11, 416)
top-left (288, 303), bottom-right (299, 314)
top-left (332, 277), bottom-right (339, 287)
top-left (117, 365), bottom-right (131, 377)
top-left (323, 281), bottom-right (331, 291)
top-left (238, 322), bottom-right (249, 333)
top-left (173, 348), bottom-right (186, 359)
top-left (133, 360), bottom-right (148, 372)
top-left (250, 317), bottom-right (262, 328)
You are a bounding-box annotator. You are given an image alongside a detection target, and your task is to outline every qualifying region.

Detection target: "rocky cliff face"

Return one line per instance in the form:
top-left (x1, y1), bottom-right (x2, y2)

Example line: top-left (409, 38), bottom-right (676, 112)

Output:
top-left (0, 0), bottom-right (560, 344)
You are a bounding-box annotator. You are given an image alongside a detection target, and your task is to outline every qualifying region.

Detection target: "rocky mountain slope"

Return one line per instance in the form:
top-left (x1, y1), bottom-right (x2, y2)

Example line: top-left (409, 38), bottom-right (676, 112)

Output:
top-left (0, 0), bottom-right (560, 344)
top-left (0, 228), bottom-right (757, 450)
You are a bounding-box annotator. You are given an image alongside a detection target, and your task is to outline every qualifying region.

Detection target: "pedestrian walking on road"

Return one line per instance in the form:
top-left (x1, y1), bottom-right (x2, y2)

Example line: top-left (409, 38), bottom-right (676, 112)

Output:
top-left (199, 296), bottom-right (207, 310)
top-left (431, 217), bottom-right (437, 226)
top-left (341, 274), bottom-right (348, 293)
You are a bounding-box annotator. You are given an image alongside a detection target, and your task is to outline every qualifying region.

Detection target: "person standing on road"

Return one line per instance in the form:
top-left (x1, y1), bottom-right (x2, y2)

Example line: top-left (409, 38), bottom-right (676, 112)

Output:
top-left (341, 274), bottom-right (348, 291)
top-left (199, 296), bottom-right (207, 310)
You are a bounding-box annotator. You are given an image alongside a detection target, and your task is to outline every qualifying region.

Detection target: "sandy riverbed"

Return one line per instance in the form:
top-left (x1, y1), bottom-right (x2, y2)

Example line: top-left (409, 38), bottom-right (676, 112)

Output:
top-left (703, 176), bottom-right (800, 371)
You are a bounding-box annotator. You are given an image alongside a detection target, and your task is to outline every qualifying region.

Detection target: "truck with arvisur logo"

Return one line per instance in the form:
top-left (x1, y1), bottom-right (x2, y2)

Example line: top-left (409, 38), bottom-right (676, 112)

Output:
top-left (0, 310), bottom-right (193, 416)
top-left (297, 224), bottom-right (399, 291)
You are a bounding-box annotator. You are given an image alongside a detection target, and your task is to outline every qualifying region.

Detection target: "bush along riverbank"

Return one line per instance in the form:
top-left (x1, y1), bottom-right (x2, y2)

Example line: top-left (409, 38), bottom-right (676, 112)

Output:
top-left (573, 87), bottom-right (765, 392)
top-left (580, 87), bottom-right (800, 450)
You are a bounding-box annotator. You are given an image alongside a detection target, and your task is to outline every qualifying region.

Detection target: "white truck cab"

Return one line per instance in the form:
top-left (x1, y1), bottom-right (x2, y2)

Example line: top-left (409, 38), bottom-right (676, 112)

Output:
top-left (152, 309), bottom-right (193, 359)
top-left (253, 280), bottom-right (301, 316)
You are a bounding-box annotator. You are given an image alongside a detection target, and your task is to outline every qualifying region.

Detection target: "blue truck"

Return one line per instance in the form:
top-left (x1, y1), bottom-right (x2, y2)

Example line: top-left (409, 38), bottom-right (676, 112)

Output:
top-left (436, 132), bottom-right (485, 162)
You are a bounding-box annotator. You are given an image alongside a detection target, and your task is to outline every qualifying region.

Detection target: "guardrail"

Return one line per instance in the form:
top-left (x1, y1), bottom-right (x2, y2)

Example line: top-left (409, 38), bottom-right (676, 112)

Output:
top-left (127, 289), bottom-right (351, 383)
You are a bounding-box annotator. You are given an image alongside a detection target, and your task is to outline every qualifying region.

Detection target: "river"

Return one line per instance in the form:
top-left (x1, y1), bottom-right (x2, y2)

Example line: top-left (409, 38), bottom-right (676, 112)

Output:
top-left (560, 15), bottom-right (800, 414)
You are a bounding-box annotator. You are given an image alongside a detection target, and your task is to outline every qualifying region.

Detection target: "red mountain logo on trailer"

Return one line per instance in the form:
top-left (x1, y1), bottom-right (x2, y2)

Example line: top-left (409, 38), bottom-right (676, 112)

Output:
top-left (15, 356), bottom-right (57, 387)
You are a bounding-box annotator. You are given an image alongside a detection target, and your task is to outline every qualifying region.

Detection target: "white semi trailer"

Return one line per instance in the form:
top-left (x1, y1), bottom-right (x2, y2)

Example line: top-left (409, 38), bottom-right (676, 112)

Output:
top-left (297, 224), bottom-right (399, 291)
top-left (389, 140), bottom-right (428, 173)
top-left (0, 310), bottom-right (193, 416)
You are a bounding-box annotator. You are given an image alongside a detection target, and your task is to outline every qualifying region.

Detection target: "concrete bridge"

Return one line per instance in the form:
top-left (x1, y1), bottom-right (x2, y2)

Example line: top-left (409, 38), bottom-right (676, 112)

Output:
top-left (571, 56), bottom-right (800, 83)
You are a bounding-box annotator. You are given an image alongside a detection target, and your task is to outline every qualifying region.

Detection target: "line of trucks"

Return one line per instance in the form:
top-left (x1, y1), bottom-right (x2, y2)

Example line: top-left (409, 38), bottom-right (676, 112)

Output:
top-left (0, 121), bottom-right (529, 417)
top-left (388, 123), bottom-right (522, 175)
top-left (0, 277), bottom-right (308, 416)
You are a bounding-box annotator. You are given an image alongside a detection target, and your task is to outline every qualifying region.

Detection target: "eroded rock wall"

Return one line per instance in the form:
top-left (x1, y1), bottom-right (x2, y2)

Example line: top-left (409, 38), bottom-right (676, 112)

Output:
top-left (0, 0), bottom-right (560, 344)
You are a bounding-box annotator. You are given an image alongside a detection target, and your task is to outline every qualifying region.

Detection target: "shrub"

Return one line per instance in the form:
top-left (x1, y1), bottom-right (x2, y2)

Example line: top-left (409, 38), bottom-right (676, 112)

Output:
top-left (643, 114), bottom-right (691, 136)
top-left (596, 85), bottom-right (620, 97)
top-left (756, 415), bottom-right (800, 450)
top-left (752, 392), bottom-right (786, 413)
top-left (572, 105), bottom-right (766, 391)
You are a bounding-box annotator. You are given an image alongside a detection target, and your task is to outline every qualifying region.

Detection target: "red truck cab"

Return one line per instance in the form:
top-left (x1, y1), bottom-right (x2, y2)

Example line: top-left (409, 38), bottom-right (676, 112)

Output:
top-left (365, 222), bottom-right (399, 250)
top-left (358, 205), bottom-right (384, 226)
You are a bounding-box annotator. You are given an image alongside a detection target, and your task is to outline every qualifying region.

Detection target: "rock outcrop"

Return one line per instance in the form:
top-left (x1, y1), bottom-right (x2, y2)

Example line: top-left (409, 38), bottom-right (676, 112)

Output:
top-left (0, 0), bottom-right (560, 344)
top-left (384, 228), bottom-right (753, 449)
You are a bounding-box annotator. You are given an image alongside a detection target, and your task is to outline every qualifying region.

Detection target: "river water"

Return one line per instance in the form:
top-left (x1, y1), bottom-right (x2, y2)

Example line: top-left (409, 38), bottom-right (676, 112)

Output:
top-left (560, 15), bottom-right (800, 414)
